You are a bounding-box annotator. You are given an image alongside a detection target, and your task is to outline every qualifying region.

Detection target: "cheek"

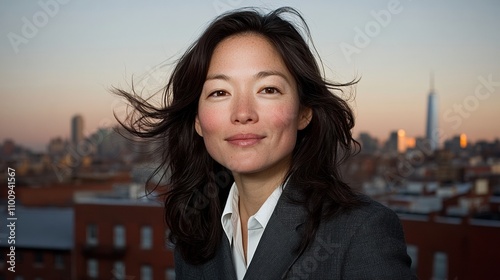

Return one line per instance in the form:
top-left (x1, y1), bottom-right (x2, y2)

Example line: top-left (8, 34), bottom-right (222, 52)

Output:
top-left (268, 104), bottom-right (301, 131)
top-left (197, 109), bottom-right (223, 135)
top-left (267, 107), bottom-right (301, 149)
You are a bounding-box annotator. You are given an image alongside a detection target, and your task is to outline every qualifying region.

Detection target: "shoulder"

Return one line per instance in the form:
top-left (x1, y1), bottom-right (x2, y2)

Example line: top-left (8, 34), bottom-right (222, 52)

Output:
top-left (320, 195), bottom-right (402, 235)
top-left (347, 194), bottom-right (397, 217)
top-left (318, 195), bottom-right (408, 257)
top-left (313, 195), bottom-right (415, 279)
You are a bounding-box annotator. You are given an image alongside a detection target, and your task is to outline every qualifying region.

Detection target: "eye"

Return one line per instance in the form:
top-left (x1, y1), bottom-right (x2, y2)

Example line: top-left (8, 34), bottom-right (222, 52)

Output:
top-left (260, 87), bottom-right (281, 94)
top-left (208, 90), bottom-right (229, 97)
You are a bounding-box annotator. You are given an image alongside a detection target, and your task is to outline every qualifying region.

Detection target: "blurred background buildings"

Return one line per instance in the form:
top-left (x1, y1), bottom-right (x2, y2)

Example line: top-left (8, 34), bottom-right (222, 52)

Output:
top-left (1, 82), bottom-right (500, 278)
top-left (1, 1), bottom-right (500, 279)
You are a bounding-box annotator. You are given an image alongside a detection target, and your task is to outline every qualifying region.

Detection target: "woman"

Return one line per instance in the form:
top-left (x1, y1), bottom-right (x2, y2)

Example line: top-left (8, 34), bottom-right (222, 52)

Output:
top-left (115, 7), bottom-right (415, 279)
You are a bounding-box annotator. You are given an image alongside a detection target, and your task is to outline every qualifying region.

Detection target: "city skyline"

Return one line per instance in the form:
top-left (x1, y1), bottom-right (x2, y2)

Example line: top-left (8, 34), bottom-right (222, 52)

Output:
top-left (3, 111), bottom-right (493, 155)
top-left (1, 0), bottom-right (499, 152)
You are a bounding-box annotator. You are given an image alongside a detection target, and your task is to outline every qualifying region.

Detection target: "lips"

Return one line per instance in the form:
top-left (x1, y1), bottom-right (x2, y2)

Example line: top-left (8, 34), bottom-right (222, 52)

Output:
top-left (225, 134), bottom-right (265, 147)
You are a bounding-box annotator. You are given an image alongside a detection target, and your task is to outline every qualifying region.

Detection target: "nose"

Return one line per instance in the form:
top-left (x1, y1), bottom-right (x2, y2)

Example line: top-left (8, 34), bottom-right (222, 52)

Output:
top-left (231, 93), bottom-right (258, 124)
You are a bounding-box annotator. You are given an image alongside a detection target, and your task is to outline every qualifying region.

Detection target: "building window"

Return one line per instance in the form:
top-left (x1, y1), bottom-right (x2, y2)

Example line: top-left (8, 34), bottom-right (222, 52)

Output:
top-left (34, 251), bottom-right (44, 266)
top-left (406, 244), bottom-right (418, 272)
top-left (87, 259), bottom-right (98, 278)
top-left (165, 268), bottom-right (176, 280)
top-left (432, 251), bottom-right (448, 280)
top-left (54, 253), bottom-right (64, 269)
top-left (141, 265), bottom-right (153, 280)
top-left (114, 225), bottom-right (126, 248)
top-left (141, 226), bottom-right (153, 250)
top-left (113, 261), bottom-right (126, 280)
top-left (86, 224), bottom-right (98, 246)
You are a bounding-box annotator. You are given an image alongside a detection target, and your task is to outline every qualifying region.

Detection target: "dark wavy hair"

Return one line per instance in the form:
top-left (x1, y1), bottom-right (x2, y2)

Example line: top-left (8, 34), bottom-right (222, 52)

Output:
top-left (113, 6), bottom-right (362, 265)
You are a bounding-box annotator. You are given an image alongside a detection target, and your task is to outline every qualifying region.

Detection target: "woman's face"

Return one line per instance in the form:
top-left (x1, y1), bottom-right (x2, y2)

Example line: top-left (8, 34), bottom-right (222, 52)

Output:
top-left (195, 33), bottom-right (311, 177)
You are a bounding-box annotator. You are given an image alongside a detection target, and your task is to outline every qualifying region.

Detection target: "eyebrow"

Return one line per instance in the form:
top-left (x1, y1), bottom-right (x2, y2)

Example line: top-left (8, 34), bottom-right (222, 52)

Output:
top-left (255, 70), bottom-right (291, 84)
top-left (205, 73), bottom-right (230, 81)
top-left (205, 70), bottom-right (292, 84)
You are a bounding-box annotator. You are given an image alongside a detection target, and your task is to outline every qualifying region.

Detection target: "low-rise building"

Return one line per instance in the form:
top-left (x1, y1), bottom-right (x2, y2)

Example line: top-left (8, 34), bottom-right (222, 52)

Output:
top-left (73, 185), bottom-right (174, 280)
top-left (0, 207), bottom-right (73, 280)
top-left (401, 213), bottom-right (500, 279)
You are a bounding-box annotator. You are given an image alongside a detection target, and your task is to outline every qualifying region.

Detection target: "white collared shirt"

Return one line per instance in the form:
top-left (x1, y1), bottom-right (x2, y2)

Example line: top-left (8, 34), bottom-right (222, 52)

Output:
top-left (221, 182), bottom-right (283, 280)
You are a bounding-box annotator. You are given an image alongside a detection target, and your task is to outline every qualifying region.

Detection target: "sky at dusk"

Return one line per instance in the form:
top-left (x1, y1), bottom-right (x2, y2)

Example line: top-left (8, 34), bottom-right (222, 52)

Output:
top-left (1, 0), bottom-right (499, 152)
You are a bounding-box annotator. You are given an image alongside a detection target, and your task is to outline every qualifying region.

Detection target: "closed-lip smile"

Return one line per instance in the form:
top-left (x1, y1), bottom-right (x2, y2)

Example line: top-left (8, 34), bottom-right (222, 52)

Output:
top-left (225, 134), bottom-right (265, 146)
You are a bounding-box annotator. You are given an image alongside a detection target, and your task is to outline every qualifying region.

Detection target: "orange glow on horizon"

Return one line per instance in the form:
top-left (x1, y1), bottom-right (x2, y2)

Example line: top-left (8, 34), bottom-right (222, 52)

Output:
top-left (460, 133), bottom-right (467, 148)
top-left (397, 129), bottom-right (406, 153)
top-left (406, 137), bottom-right (416, 149)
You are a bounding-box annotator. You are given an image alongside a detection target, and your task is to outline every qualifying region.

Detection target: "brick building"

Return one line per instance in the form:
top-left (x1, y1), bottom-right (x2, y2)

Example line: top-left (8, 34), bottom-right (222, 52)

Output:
top-left (74, 190), bottom-right (174, 280)
top-left (0, 207), bottom-right (73, 280)
top-left (401, 214), bottom-right (500, 279)
top-left (385, 179), bottom-right (500, 279)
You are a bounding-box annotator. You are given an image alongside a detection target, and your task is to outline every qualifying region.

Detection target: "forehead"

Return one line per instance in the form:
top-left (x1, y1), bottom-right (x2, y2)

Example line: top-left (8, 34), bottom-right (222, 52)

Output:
top-left (208, 33), bottom-right (290, 75)
top-left (214, 32), bottom-right (275, 52)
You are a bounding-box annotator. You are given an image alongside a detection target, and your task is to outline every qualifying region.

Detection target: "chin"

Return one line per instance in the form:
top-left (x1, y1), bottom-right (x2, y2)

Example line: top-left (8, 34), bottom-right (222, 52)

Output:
top-left (227, 166), bottom-right (261, 175)
top-left (225, 163), bottom-right (265, 175)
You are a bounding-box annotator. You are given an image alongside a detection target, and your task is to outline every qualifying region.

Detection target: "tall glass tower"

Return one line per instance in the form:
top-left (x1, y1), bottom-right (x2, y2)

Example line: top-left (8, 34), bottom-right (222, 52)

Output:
top-left (426, 72), bottom-right (439, 152)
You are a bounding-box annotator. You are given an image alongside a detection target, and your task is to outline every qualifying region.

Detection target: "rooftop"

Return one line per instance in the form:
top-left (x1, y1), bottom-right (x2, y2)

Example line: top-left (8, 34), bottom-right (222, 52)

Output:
top-left (0, 206), bottom-right (73, 250)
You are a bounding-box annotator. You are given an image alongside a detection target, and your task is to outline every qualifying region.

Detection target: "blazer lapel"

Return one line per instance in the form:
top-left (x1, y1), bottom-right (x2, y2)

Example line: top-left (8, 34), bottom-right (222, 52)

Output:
top-left (203, 234), bottom-right (238, 280)
top-left (243, 184), bottom-right (307, 280)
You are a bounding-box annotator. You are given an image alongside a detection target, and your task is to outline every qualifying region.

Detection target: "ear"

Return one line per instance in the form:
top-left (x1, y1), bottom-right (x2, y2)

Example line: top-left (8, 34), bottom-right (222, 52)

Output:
top-left (195, 115), bottom-right (203, 137)
top-left (298, 106), bottom-right (312, 130)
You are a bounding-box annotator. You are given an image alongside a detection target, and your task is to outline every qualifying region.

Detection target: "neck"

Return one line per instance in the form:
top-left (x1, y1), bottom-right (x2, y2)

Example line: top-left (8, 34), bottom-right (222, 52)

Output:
top-left (234, 175), bottom-right (280, 217)
top-left (233, 156), bottom-right (290, 218)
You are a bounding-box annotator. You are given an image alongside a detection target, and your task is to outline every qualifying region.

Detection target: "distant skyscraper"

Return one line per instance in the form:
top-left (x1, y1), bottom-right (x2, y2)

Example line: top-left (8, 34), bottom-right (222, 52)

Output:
top-left (359, 132), bottom-right (379, 154)
top-left (71, 115), bottom-right (84, 146)
top-left (384, 130), bottom-right (406, 154)
top-left (443, 133), bottom-right (468, 154)
top-left (426, 72), bottom-right (439, 152)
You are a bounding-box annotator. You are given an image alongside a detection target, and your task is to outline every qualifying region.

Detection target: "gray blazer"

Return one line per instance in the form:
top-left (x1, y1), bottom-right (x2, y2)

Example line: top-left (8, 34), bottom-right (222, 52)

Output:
top-left (175, 184), bottom-right (416, 279)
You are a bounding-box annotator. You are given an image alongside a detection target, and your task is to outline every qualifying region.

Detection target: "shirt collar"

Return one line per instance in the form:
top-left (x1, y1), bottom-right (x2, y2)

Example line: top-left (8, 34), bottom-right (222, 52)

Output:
top-left (221, 181), bottom-right (285, 244)
top-left (251, 185), bottom-right (282, 229)
top-left (221, 182), bottom-right (239, 245)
